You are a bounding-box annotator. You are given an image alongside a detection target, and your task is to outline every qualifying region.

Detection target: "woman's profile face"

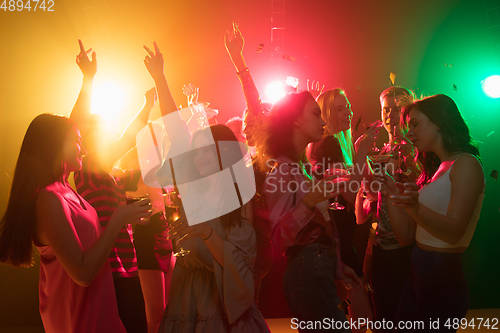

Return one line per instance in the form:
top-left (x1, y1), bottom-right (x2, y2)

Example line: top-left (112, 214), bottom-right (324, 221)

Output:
top-left (63, 126), bottom-right (86, 173)
top-left (406, 108), bottom-right (440, 153)
top-left (193, 134), bottom-right (219, 177)
top-left (295, 98), bottom-right (326, 143)
top-left (333, 94), bottom-right (352, 132)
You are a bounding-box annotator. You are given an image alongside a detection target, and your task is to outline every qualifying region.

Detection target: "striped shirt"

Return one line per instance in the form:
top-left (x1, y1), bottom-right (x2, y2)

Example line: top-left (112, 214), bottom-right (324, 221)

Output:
top-left (74, 155), bottom-right (141, 278)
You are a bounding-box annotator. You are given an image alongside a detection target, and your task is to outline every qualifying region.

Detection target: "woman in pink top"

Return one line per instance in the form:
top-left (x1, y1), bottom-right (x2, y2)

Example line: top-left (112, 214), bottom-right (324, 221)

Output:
top-left (377, 94), bottom-right (485, 332)
top-left (0, 113), bottom-right (152, 333)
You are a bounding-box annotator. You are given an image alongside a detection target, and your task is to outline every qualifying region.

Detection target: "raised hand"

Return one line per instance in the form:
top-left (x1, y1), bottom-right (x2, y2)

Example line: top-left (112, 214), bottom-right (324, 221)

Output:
top-left (306, 79), bottom-right (325, 99)
top-left (76, 39), bottom-right (97, 78)
top-left (224, 22), bottom-right (245, 58)
top-left (143, 42), bottom-right (164, 80)
top-left (355, 120), bottom-right (383, 154)
top-left (182, 83), bottom-right (199, 106)
top-left (144, 87), bottom-right (157, 108)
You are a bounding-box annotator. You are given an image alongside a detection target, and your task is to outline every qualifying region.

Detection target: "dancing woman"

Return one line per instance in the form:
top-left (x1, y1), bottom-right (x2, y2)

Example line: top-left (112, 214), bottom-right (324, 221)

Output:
top-left (255, 87), bottom-right (352, 331)
top-left (378, 94), bottom-right (485, 332)
top-left (143, 42), bottom-right (269, 332)
top-left (224, 22), bottom-right (275, 304)
top-left (0, 113), bottom-right (151, 333)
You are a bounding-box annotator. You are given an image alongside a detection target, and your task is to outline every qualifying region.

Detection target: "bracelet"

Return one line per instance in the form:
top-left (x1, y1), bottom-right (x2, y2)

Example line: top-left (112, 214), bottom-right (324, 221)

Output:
top-left (203, 228), bottom-right (213, 241)
top-left (236, 67), bottom-right (249, 76)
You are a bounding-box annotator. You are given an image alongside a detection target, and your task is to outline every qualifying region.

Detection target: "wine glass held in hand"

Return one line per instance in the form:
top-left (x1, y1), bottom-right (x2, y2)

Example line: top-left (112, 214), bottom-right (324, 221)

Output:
top-left (361, 120), bottom-right (384, 155)
top-left (168, 214), bottom-right (191, 258)
top-left (126, 195), bottom-right (151, 223)
top-left (323, 168), bottom-right (350, 210)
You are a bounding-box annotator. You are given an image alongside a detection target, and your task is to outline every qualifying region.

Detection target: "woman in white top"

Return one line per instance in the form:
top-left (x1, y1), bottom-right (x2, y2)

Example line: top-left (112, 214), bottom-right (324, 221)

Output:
top-left (376, 94), bottom-right (485, 332)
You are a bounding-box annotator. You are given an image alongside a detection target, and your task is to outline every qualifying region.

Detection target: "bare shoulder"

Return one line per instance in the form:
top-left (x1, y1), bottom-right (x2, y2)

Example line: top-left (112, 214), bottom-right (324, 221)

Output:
top-left (36, 184), bottom-right (66, 212)
top-left (452, 153), bottom-right (483, 176)
top-left (450, 153), bottom-right (485, 190)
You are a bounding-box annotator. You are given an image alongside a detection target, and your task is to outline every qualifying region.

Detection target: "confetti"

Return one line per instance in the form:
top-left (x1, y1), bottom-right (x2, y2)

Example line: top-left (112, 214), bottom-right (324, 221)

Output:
top-left (491, 170), bottom-right (498, 180)
top-left (390, 72), bottom-right (396, 85)
top-left (487, 131), bottom-right (495, 137)
top-left (256, 43), bottom-right (264, 52)
top-left (283, 54), bottom-right (296, 61)
top-left (445, 63), bottom-right (453, 68)
top-left (453, 84), bottom-right (457, 91)
top-left (355, 115), bottom-right (362, 132)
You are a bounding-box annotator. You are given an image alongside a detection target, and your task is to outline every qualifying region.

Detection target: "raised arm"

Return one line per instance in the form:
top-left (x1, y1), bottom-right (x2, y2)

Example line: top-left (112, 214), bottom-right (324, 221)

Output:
top-left (36, 190), bottom-right (151, 287)
top-left (70, 40), bottom-right (97, 137)
top-left (99, 87), bottom-right (156, 172)
top-left (224, 23), bottom-right (264, 144)
top-left (143, 42), bottom-right (178, 118)
top-left (224, 22), bottom-right (248, 73)
top-left (182, 83), bottom-right (199, 107)
top-left (355, 184), bottom-right (374, 225)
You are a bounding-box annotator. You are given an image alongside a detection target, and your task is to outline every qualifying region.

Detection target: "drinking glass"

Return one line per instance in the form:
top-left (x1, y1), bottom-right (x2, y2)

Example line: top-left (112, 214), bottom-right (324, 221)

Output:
top-left (126, 195), bottom-right (150, 226)
top-left (164, 190), bottom-right (190, 257)
top-left (323, 168), bottom-right (350, 210)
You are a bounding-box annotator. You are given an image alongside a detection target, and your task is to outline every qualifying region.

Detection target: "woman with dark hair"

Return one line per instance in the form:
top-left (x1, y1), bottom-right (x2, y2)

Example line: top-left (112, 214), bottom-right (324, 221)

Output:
top-left (257, 89), bottom-right (352, 332)
top-left (0, 114), bottom-right (152, 333)
top-left (143, 42), bottom-right (269, 332)
top-left (377, 94), bottom-right (485, 332)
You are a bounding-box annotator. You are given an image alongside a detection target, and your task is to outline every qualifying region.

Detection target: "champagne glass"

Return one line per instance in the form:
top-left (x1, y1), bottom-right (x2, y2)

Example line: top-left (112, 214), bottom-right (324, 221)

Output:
top-left (126, 195), bottom-right (150, 233)
top-left (324, 168), bottom-right (350, 210)
top-left (392, 150), bottom-right (406, 183)
top-left (165, 190), bottom-right (191, 257)
top-left (170, 213), bottom-right (191, 258)
top-left (391, 132), bottom-right (411, 183)
top-left (364, 121), bottom-right (382, 155)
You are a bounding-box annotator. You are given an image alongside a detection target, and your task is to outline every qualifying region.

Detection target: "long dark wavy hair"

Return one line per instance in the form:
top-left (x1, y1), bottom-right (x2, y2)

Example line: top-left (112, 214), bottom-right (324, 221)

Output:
top-left (188, 124), bottom-right (245, 232)
top-left (254, 91), bottom-right (316, 174)
top-left (401, 94), bottom-right (480, 185)
top-left (0, 114), bottom-right (74, 267)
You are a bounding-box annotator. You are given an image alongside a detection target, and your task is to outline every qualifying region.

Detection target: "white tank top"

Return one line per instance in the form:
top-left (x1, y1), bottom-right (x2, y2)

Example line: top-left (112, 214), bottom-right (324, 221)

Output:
top-left (416, 155), bottom-right (484, 248)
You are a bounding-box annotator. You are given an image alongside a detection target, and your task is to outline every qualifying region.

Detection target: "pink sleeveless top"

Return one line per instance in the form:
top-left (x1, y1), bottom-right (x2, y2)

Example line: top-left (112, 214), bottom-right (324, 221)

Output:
top-left (36, 191), bottom-right (126, 333)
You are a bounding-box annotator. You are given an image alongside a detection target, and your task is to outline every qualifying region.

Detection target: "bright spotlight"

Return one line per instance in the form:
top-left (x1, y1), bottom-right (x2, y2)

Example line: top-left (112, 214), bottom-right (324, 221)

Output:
top-left (91, 81), bottom-right (127, 134)
top-left (265, 81), bottom-right (286, 103)
top-left (481, 75), bottom-right (500, 99)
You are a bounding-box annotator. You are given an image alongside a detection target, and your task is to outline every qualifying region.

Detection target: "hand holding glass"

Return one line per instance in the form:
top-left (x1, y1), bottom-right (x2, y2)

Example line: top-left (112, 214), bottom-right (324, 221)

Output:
top-left (323, 168), bottom-right (350, 210)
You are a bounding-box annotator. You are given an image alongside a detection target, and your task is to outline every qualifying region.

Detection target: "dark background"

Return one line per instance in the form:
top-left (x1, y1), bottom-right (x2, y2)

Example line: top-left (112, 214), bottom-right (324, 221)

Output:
top-left (1, 0), bottom-right (499, 329)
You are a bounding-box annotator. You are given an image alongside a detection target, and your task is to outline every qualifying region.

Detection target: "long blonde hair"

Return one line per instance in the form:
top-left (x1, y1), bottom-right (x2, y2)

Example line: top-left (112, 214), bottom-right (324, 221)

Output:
top-left (315, 89), bottom-right (354, 167)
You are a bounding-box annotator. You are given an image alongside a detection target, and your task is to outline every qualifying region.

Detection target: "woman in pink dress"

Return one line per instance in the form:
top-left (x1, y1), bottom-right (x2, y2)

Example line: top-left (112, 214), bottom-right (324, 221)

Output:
top-left (0, 113), bottom-right (152, 333)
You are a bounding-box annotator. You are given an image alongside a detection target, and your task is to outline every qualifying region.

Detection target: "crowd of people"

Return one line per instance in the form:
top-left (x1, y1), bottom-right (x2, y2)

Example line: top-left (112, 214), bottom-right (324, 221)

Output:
top-left (0, 22), bottom-right (485, 333)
